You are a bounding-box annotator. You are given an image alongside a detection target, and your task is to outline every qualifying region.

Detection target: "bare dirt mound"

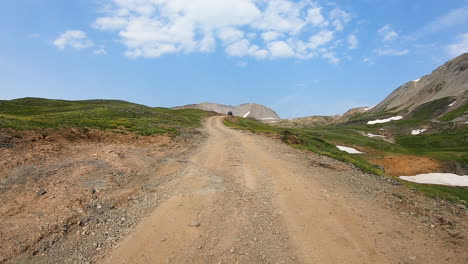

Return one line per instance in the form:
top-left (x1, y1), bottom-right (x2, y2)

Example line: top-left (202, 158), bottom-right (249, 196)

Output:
top-left (368, 155), bottom-right (444, 177)
top-left (0, 128), bottom-right (203, 263)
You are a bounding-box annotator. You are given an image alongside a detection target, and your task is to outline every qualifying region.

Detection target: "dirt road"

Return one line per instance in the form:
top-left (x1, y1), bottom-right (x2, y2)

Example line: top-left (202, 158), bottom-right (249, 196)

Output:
top-left (102, 116), bottom-right (467, 264)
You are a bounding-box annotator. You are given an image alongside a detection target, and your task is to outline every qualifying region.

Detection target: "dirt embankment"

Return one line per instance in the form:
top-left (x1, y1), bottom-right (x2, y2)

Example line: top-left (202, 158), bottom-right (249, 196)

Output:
top-left (0, 128), bottom-right (204, 263)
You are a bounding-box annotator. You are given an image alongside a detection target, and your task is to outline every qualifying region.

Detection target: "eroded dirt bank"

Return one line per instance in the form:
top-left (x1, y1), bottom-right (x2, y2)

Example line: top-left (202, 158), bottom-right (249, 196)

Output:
top-left (0, 128), bottom-right (204, 263)
top-left (1, 117), bottom-right (467, 263)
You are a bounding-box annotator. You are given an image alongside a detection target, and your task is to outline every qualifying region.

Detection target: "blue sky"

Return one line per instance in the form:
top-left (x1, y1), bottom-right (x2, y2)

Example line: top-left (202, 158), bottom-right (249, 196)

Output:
top-left (1, 0), bottom-right (468, 118)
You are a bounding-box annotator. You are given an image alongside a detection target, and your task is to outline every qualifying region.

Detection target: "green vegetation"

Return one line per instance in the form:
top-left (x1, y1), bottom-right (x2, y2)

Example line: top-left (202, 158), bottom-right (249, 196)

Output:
top-left (224, 117), bottom-right (384, 175)
top-left (224, 116), bottom-right (279, 133)
top-left (439, 102), bottom-right (468, 121)
top-left (405, 182), bottom-right (468, 203)
top-left (0, 97), bottom-right (212, 136)
top-left (224, 116), bottom-right (468, 203)
top-left (396, 127), bottom-right (468, 163)
top-left (409, 97), bottom-right (451, 120)
top-left (279, 130), bottom-right (384, 175)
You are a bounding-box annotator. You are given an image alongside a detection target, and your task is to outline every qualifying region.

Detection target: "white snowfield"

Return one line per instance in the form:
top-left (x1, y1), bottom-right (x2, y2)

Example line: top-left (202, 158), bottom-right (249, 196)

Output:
top-left (336, 146), bottom-right (365, 154)
top-left (243, 111), bottom-right (251, 118)
top-left (259, 117), bottom-right (276, 120)
top-left (413, 78), bottom-right (421, 82)
top-left (448, 101), bottom-right (456, 107)
top-left (366, 133), bottom-right (386, 138)
top-left (363, 105), bottom-right (375, 112)
top-left (411, 129), bottom-right (427, 135)
top-left (367, 116), bottom-right (403, 125)
top-left (399, 173), bottom-right (468, 187)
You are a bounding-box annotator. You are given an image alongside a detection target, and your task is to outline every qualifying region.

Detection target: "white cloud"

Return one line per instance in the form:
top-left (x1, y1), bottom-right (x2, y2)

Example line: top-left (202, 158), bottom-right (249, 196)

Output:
top-left (254, 0), bottom-right (307, 34)
top-left (329, 8), bottom-right (351, 31)
top-left (306, 7), bottom-right (328, 27)
top-left (447, 33), bottom-right (468, 57)
top-left (94, 17), bottom-right (128, 30)
top-left (308, 30), bottom-right (334, 49)
top-left (94, 0), bottom-right (355, 62)
top-left (93, 48), bottom-right (107, 55)
top-left (226, 39), bottom-right (251, 56)
top-left (378, 25), bottom-right (398, 42)
top-left (261, 31), bottom-right (283, 42)
top-left (269, 41), bottom-right (294, 58)
top-left (423, 6), bottom-right (468, 35)
top-left (53, 30), bottom-right (94, 50)
top-left (377, 48), bottom-right (409, 56)
top-left (218, 28), bottom-right (244, 44)
top-left (348, 34), bottom-right (358, 49)
top-left (322, 52), bottom-right (340, 64)
top-left (226, 39), bottom-right (267, 58)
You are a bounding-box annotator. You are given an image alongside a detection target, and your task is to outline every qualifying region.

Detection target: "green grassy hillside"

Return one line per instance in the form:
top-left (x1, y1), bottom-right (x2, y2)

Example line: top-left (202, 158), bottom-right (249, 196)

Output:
top-left (224, 116), bottom-right (468, 203)
top-left (0, 97), bottom-right (212, 136)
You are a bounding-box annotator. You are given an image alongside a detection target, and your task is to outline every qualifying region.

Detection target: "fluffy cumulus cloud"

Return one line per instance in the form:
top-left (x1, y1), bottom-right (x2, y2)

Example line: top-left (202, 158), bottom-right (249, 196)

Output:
top-left (447, 33), bottom-right (468, 56)
top-left (53, 30), bottom-right (94, 50)
top-left (378, 25), bottom-right (398, 42)
top-left (375, 24), bottom-right (409, 57)
top-left (93, 0), bottom-right (354, 62)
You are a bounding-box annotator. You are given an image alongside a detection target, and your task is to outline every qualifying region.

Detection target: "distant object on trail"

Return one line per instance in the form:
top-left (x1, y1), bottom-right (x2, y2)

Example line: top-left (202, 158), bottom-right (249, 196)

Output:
top-left (227, 111), bottom-right (233, 116)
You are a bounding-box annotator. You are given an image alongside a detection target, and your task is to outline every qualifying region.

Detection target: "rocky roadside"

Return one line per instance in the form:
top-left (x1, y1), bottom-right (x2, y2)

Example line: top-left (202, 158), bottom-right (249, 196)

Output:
top-left (0, 128), bottom-right (206, 264)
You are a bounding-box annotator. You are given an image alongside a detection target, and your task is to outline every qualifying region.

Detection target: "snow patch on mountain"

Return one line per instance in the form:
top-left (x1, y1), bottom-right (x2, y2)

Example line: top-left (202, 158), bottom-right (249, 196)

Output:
top-left (336, 146), bottom-right (365, 154)
top-left (399, 173), bottom-right (468, 187)
top-left (411, 129), bottom-right (427, 135)
top-left (367, 116), bottom-right (403, 125)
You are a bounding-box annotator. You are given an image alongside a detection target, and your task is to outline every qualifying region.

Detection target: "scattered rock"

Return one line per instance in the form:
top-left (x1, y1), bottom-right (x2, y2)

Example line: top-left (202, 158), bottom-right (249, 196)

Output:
top-left (37, 189), bottom-right (47, 196)
top-left (189, 221), bottom-right (200, 227)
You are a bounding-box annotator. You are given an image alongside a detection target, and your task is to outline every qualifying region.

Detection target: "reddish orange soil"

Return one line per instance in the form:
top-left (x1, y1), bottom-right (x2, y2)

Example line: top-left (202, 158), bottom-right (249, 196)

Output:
top-left (368, 155), bottom-right (444, 177)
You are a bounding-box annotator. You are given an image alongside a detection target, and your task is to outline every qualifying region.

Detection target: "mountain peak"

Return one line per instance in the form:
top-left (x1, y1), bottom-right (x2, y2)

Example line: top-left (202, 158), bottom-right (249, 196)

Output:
top-left (174, 102), bottom-right (281, 121)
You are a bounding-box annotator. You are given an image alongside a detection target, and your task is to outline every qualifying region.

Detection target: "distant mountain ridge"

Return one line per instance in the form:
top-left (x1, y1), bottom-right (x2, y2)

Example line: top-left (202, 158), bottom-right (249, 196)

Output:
top-left (274, 53), bottom-right (468, 128)
top-left (272, 106), bottom-right (373, 128)
top-left (174, 102), bottom-right (281, 121)
top-left (369, 53), bottom-right (468, 114)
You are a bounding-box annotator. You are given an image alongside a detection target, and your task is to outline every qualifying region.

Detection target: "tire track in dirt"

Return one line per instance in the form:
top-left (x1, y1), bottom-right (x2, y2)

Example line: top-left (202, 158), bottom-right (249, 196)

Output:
top-left (101, 116), bottom-right (468, 264)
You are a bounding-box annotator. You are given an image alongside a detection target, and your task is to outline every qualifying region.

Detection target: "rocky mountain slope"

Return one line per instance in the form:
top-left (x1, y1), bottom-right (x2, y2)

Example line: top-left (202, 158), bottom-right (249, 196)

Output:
top-left (271, 107), bottom-right (372, 128)
top-left (174, 102), bottom-right (281, 121)
top-left (275, 53), bottom-right (468, 128)
top-left (369, 53), bottom-right (468, 114)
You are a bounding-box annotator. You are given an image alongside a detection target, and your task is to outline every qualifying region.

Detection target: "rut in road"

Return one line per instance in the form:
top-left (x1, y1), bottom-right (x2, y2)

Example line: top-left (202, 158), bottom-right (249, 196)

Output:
top-left (102, 116), bottom-right (467, 264)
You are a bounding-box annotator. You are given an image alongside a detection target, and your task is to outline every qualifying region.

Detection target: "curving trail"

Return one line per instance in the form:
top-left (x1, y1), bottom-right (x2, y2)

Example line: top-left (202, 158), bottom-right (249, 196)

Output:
top-left (101, 116), bottom-right (467, 264)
